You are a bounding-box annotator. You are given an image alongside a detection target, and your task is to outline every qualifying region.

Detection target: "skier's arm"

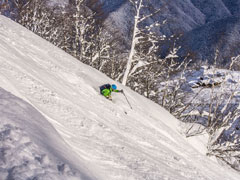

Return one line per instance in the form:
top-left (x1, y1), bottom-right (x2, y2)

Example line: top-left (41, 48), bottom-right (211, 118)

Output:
top-left (114, 89), bottom-right (123, 93)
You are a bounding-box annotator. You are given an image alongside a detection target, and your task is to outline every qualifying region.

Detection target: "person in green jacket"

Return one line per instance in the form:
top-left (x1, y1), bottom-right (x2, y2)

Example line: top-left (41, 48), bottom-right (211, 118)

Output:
top-left (100, 84), bottom-right (123, 100)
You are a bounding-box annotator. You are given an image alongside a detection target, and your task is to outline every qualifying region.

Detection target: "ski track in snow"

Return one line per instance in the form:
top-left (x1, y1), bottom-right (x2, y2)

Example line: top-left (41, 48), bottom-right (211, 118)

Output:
top-left (0, 15), bottom-right (240, 180)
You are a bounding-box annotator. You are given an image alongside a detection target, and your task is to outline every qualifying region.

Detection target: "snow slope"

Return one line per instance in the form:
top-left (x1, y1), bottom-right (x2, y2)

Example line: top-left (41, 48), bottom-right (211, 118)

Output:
top-left (0, 15), bottom-right (240, 180)
top-left (0, 87), bottom-right (99, 180)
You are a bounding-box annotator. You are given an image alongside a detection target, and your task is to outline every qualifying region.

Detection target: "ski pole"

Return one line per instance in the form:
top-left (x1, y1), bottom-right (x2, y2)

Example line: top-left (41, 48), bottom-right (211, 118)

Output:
top-left (122, 91), bottom-right (133, 109)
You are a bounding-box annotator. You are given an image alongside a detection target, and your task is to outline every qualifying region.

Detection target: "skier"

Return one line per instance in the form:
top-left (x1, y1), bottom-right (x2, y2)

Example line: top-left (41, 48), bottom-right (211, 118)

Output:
top-left (99, 84), bottom-right (123, 100)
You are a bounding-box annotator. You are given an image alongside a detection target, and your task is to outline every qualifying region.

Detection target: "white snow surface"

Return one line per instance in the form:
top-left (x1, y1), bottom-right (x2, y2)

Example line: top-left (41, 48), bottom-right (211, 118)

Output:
top-left (0, 15), bottom-right (240, 180)
top-left (0, 87), bottom-right (99, 180)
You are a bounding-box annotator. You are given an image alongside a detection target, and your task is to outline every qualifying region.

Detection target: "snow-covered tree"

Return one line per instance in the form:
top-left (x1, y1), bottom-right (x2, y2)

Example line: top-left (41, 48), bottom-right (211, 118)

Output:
top-left (122, 0), bottom-right (164, 85)
top-left (15, 0), bottom-right (99, 64)
top-left (172, 54), bottom-right (240, 171)
top-left (72, 0), bottom-right (84, 57)
top-left (89, 28), bottom-right (116, 70)
top-left (158, 51), bottom-right (190, 113)
top-left (70, 0), bottom-right (97, 61)
top-left (17, 0), bottom-right (59, 41)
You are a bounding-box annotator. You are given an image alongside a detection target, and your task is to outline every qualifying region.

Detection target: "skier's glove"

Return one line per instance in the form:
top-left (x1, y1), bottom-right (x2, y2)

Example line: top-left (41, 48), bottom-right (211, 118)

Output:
top-left (119, 89), bottom-right (124, 93)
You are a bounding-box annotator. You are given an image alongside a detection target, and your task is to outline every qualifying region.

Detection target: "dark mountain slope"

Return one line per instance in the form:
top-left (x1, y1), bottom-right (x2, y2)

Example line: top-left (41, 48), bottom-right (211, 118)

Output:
top-left (190, 0), bottom-right (231, 23)
top-left (222, 0), bottom-right (240, 15)
top-left (178, 15), bottom-right (240, 65)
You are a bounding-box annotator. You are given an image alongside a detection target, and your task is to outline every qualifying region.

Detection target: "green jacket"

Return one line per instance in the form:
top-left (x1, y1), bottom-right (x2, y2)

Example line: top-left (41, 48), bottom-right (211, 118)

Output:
top-left (102, 88), bottom-right (119, 98)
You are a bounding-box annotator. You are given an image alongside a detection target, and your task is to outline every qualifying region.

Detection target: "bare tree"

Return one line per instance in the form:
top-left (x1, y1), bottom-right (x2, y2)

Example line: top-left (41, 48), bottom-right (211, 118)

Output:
top-left (0, 0), bottom-right (10, 14)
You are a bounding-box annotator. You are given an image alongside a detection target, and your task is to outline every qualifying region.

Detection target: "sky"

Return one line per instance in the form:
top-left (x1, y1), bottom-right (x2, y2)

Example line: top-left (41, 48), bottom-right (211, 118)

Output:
top-left (0, 15), bottom-right (240, 180)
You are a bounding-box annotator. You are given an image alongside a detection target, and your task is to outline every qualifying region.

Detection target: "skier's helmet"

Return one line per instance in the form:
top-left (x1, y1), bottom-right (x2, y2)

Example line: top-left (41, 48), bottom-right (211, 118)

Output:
top-left (111, 84), bottom-right (117, 90)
